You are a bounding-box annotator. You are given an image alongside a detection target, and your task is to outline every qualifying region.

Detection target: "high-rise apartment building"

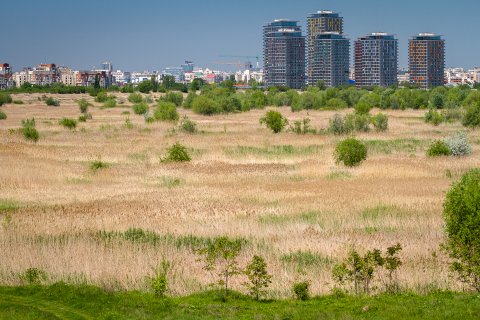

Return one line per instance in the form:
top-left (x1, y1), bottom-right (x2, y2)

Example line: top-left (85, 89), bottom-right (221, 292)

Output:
top-left (307, 11), bottom-right (343, 84)
top-left (263, 20), bottom-right (305, 89)
top-left (310, 33), bottom-right (350, 87)
top-left (354, 33), bottom-right (398, 88)
top-left (409, 33), bottom-right (445, 89)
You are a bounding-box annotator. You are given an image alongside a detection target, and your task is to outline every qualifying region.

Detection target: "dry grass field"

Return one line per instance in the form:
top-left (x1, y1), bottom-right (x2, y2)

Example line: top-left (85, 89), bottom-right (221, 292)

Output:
top-left (0, 93), bottom-right (479, 298)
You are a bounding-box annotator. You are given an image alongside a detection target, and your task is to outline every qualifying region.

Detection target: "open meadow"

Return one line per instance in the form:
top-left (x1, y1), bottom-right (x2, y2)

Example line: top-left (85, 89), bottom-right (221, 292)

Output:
top-left (1, 93), bottom-right (479, 298)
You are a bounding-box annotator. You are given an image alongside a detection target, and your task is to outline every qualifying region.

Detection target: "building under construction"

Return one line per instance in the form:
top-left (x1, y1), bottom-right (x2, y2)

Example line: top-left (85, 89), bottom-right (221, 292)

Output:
top-left (263, 20), bottom-right (305, 89)
top-left (409, 33), bottom-right (445, 89)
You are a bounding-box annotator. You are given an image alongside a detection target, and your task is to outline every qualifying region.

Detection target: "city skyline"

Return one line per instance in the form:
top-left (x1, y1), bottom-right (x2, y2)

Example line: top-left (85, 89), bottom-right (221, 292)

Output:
top-left (2, 0), bottom-right (479, 71)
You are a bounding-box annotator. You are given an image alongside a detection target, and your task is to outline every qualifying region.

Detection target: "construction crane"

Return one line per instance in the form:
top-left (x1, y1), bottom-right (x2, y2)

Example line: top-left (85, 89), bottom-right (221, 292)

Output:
top-left (219, 55), bottom-right (260, 69)
top-left (213, 61), bottom-right (251, 71)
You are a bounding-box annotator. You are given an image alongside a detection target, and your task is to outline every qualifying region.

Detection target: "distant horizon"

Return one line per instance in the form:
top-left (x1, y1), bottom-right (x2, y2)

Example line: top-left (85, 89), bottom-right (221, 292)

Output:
top-left (2, 0), bottom-right (479, 71)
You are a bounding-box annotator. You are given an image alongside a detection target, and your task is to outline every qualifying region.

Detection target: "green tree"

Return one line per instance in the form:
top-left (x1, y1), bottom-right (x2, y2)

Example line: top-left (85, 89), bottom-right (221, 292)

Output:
top-left (443, 169), bottom-right (480, 291)
top-left (196, 237), bottom-right (243, 301)
top-left (334, 138), bottom-right (368, 167)
top-left (154, 102), bottom-right (179, 121)
top-left (244, 255), bottom-right (272, 301)
top-left (260, 110), bottom-right (288, 133)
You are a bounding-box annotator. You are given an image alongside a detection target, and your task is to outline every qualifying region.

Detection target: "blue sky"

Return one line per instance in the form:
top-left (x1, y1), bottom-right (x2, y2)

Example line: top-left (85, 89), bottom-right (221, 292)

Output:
top-left (2, 0), bottom-right (478, 71)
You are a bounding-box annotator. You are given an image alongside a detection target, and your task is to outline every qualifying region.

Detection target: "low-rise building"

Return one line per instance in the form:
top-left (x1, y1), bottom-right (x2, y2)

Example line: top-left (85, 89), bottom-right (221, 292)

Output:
top-left (0, 63), bottom-right (13, 89)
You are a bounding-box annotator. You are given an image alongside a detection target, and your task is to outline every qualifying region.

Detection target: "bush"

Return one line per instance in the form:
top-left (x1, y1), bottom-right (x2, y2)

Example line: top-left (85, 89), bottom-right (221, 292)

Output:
top-left (13, 100), bottom-right (24, 105)
top-left (334, 138), bottom-right (367, 167)
top-left (462, 103), bottom-right (480, 128)
top-left (346, 113), bottom-right (370, 132)
top-left (290, 117), bottom-right (315, 135)
top-left (59, 118), bottom-right (77, 130)
top-left (179, 116), bottom-right (197, 133)
top-left (427, 140), bottom-right (452, 157)
top-left (293, 281), bottom-right (310, 301)
top-left (260, 110), bottom-right (288, 134)
top-left (147, 260), bottom-right (170, 297)
top-left (183, 92), bottom-right (196, 109)
top-left (424, 109), bottom-right (444, 126)
top-left (192, 96), bottom-right (221, 115)
top-left (21, 118), bottom-right (39, 142)
top-left (0, 93), bottom-right (12, 106)
top-left (163, 143), bottom-right (191, 162)
top-left (78, 115), bottom-right (87, 122)
top-left (244, 255), bottom-right (272, 301)
top-left (128, 93), bottom-right (144, 104)
top-left (95, 91), bottom-right (109, 103)
top-left (329, 114), bottom-right (349, 135)
top-left (325, 98), bottom-right (348, 110)
top-left (444, 169), bottom-right (480, 291)
top-left (103, 98), bottom-right (117, 109)
top-left (77, 98), bottom-right (90, 113)
top-left (444, 132), bottom-right (472, 156)
top-left (162, 92), bottom-right (184, 107)
top-left (19, 268), bottom-right (47, 285)
top-left (0, 111), bottom-right (6, 120)
top-left (154, 102), bottom-right (179, 121)
top-left (371, 113), bottom-right (389, 131)
top-left (133, 102), bottom-right (149, 115)
top-left (90, 160), bottom-right (109, 172)
top-left (45, 97), bottom-right (60, 106)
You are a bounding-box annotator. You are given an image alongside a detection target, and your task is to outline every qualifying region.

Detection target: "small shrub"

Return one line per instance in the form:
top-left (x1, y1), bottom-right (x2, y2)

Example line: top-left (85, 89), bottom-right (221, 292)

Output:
top-left (427, 140), bottom-right (452, 157)
top-left (244, 255), bottom-right (272, 301)
top-left (293, 281), bottom-right (310, 301)
top-left (59, 118), bottom-right (77, 130)
top-left (162, 143), bottom-right (191, 162)
top-left (332, 249), bottom-right (383, 295)
top-left (260, 110), bottom-right (288, 134)
top-left (442, 108), bottom-right (464, 123)
top-left (462, 103), bottom-right (480, 128)
top-left (13, 100), bottom-right (24, 105)
top-left (183, 92), bottom-right (196, 109)
top-left (371, 113), bottom-right (389, 131)
top-left (154, 102), bottom-right (179, 121)
top-left (290, 117), bottom-right (315, 135)
top-left (179, 116), bottom-right (197, 133)
top-left (0, 111), bottom-right (6, 120)
top-left (346, 113), bottom-right (370, 132)
top-left (444, 169), bottom-right (480, 291)
top-left (128, 93), bottom-right (144, 104)
top-left (334, 138), bottom-right (367, 167)
top-left (95, 91), bottom-right (109, 103)
top-left (424, 109), bottom-right (444, 126)
top-left (19, 268), bottom-right (47, 285)
top-left (77, 98), bottom-right (90, 113)
top-left (78, 115), bottom-right (87, 122)
top-left (444, 132), bottom-right (472, 156)
top-left (133, 102), bottom-right (149, 115)
top-left (192, 96), bottom-right (221, 115)
top-left (103, 98), bottom-right (117, 109)
top-left (329, 113), bottom-right (350, 135)
top-left (90, 159), bottom-right (109, 171)
top-left (162, 91), bottom-right (184, 107)
top-left (0, 93), bottom-right (12, 106)
top-left (147, 259), bottom-right (170, 298)
top-left (45, 97), bottom-right (60, 107)
top-left (21, 118), bottom-right (39, 142)
top-left (124, 118), bottom-right (134, 129)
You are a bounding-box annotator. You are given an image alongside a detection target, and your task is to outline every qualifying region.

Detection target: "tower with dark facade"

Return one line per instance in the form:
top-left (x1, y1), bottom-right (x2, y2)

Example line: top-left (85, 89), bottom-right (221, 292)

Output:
top-left (311, 33), bottom-right (350, 87)
top-left (263, 20), bottom-right (306, 89)
top-left (354, 33), bottom-right (398, 88)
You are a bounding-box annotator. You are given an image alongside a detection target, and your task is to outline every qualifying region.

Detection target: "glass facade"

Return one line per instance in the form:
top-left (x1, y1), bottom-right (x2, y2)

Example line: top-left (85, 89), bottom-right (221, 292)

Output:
top-left (409, 34), bottom-right (445, 89)
top-left (311, 33), bottom-right (350, 87)
top-left (263, 20), bottom-right (306, 89)
top-left (354, 34), bottom-right (398, 88)
top-left (307, 11), bottom-right (344, 84)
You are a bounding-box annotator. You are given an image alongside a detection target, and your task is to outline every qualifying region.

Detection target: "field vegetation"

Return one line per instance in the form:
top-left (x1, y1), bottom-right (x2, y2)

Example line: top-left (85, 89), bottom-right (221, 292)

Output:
top-left (0, 85), bottom-right (479, 311)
